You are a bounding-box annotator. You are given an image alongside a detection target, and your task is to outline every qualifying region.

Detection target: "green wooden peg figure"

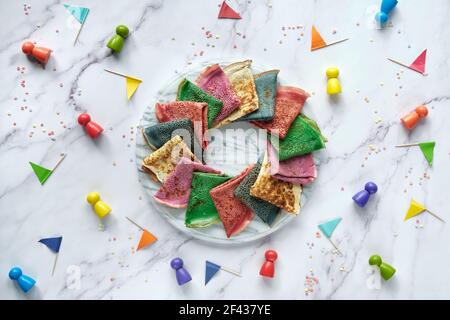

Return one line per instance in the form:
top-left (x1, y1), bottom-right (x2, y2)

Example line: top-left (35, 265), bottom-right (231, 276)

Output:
top-left (107, 25), bottom-right (129, 53)
top-left (369, 254), bottom-right (396, 281)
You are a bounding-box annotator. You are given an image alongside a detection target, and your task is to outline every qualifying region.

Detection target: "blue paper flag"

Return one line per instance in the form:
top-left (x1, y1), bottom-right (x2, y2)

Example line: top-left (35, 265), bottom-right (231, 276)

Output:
top-left (64, 4), bottom-right (89, 24)
top-left (318, 217), bottom-right (342, 238)
top-left (205, 261), bottom-right (221, 285)
top-left (39, 236), bottom-right (63, 253)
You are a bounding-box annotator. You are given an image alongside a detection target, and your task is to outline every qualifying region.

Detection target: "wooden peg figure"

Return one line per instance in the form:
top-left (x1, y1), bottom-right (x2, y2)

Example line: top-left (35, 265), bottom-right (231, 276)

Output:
top-left (401, 105), bottom-right (428, 130)
top-left (87, 192), bottom-right (111, 219)
top-left (107, 25), bottom-right (129, 53)
top-left (369, 255), bottom-right (396, 281)
top-left (352, 182), bottom-right (377, 208)
top-left (326, 67), bottom-right (341, 95)
top-left (9, 267), bottom-right (36, 293)
top-left (78, 113), bottom-right (104, 139)
top-left (259, 250), bottom-right (278, 278)
top-left (170, 258), bottom-right (192, 286)
top-left (22, 41), bottom-right (52, 65)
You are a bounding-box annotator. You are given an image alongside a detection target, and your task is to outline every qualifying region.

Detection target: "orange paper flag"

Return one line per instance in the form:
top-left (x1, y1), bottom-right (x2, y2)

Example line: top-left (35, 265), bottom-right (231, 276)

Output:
top-left (137, 229), bottom-right (157, 250)
top-left (311, 26), bottom-right (327, 50)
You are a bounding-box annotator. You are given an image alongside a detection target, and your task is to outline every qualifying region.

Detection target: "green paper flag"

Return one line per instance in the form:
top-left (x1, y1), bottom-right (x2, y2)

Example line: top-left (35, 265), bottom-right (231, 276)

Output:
top-left (419, 142), bottom-right (435, 166)
top-left (29, 162), bottom-right (53, 185)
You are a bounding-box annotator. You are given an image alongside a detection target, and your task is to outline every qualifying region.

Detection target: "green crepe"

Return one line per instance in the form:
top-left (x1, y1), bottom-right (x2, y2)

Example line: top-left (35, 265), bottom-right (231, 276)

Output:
top-left (177, 79), bottom-right (223, 128)
top-left (271, 115), bottom-right (326, 161)
top-left (185, 172), bottom-right (232, 228)
top-left (234, 160), bottom-right (280, 225)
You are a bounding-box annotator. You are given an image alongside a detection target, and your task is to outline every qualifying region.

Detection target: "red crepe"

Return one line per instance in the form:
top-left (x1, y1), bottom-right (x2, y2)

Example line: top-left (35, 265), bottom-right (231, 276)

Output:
top-left (196, 64), bottom-right (241, 125)
top-left (251, 86), bottom-right (309, 139)
top-left (218, 1), bottom-right (241, 19)
top-left (409, 49), bottom-right (427, 74)
top-left (155, 101), bottom-right (208, 149)
top-left (210, 166), bottom-right (254, 238)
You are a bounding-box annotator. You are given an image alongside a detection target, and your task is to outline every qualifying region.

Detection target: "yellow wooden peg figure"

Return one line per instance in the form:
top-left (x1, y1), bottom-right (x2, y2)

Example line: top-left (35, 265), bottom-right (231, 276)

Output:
top-left (87, 192), bottom-right (111, 219)
top-left (326, 67), bottom-right (341, 95)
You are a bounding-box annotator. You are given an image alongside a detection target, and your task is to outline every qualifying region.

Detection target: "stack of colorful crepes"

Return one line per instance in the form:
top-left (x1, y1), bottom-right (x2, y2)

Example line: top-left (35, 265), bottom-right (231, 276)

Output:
top-left (141, 61), bottom-right (326, 238)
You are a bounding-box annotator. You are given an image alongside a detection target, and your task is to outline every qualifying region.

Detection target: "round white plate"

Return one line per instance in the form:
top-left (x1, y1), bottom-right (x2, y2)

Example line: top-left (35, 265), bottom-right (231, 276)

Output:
top-left (136, 59), bottom-right (310, 244)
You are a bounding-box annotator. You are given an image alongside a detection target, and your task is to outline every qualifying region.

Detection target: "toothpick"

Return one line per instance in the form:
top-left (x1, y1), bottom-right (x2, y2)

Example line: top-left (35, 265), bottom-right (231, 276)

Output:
top-left (325, 38), bottom-right (349, 48)
top-left (52, 153), bottom-right (66, 172)
top-left (220, 266), bottom-right (241, 277)
top-left (126, 216), bottom-right (144, 230)
top-left (51, 253), bottom-right (59, 276)
top-left (395, 143), bottom-right (420, 148)
top-left (426, 209), bottom-right (446, 223)
top-left (104, 68), bottom-right (128, 78)
top-left (73, 21), bottom-right (85, 45)
top-left (387, 58), bottom-right (426, 75)
top-left (327, 237), bottom-right (342, 256)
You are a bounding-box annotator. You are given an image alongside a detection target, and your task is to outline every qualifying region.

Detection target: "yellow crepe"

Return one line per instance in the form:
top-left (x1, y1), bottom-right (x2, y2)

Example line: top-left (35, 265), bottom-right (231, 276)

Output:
top-left (250, 152), bottom-right (301, 214)
top-left (214, 60), bottom-right (259, 128)
top-left (142, 135), bottom-right (199, 183)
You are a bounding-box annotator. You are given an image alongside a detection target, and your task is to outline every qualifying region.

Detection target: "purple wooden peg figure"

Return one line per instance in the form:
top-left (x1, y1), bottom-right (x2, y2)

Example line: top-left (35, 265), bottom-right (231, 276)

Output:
top-left (352, 182), bottom-right (378, 207)
top-left (170, 258), bottom-right (192, 286)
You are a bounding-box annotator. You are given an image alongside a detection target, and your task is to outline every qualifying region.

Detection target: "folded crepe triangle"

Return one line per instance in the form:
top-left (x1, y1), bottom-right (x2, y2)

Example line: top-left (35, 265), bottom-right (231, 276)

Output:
top-left (210, 165), bottom-right (254, 238)
top-left (218, 1), bottom-right (241, 19)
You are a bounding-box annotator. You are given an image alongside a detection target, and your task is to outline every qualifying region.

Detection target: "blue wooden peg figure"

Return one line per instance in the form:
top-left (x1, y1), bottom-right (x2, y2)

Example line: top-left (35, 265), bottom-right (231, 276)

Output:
top-left (352, 182), bottom-right (378, 207)
top-left (170, 258), bottom-right (192, 286)
top-left (9, 267), bottom-right (36, 293)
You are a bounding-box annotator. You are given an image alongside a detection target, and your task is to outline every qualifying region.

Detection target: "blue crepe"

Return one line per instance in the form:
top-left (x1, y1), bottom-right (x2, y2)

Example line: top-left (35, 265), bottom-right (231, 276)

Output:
top-left (238, 70), bottom-right (279, 121)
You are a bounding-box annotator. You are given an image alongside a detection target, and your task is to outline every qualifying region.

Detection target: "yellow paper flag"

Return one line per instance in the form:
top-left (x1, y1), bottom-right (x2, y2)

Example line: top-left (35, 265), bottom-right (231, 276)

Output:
top-left (126, 76), bottom-right (142, 100)
top-left (404, 199), bottom-right (426, 221)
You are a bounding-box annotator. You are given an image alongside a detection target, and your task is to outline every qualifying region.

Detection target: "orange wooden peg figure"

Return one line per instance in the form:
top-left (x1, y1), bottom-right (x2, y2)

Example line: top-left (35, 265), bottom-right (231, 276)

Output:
top-left (22, 41), bottom-right (52, 65)
top-left (401, 105), bottom-right (428, 130)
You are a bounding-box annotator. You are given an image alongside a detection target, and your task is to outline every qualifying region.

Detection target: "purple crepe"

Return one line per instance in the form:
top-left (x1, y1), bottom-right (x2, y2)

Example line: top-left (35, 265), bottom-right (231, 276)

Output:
top-left (267, 141), bottom-right (316, 185)
top-left (196, 64), bottom-right (241, 125)
top-left (154, 158), bottom-right (220, 208)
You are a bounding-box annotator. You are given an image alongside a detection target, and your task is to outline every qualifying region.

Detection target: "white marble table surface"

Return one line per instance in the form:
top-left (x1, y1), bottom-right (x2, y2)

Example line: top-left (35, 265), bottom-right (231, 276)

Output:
top-left (1, 0), bottom-right (449, 300)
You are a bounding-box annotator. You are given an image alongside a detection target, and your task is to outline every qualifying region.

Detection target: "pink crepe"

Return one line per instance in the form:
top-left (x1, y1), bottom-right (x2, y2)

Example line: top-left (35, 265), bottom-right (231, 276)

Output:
top-left (153, 158), bottom-right (220, 208)
top-left (196, 64), bottom-right (241, 125)
top-left (267, 141), bottom-right (316, 185)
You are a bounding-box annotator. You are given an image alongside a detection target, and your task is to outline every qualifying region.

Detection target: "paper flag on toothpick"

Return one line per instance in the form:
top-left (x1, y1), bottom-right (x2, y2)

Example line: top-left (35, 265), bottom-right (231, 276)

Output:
top-left (126, 76), bottom-right (142, 100)
top-left (311, 25), bottom-right (348, 51)
top-left (204, 260), bottom-right (241, 285)
top-left (205, 261), bottom-right (221, 285)
top-left (39, 236), bottom-right (62, 276)
top-left (104, 69), bottom-right (142, 100)
top-left (126, 217), bottom-right (157, 250)
top-left (404, 199), bottom-right (445, 223)
top-left (318, 217), bottom-right (342, 238)
top-left (64, 4), bottom-right (89, 24)
top-left (318, 217), bottom-right (343, 255)
top-left (29, 162), bottom-right (53, 185)
top-left (387, 49), bottom-right (427, 75)
top-left (404, 199), bottom-right (426, 221)
top-left (29, 154), bottom-right (66, 185)
top-left (396, 142), bottom-right (435, 166)
top-left (136, 229), bottom-right (157, 250)
top-left (419, 141), bottom-right (435, 166)
top-left (64, 4), bottom-right (89, 45)
top-left (39, 236), bottom-right (63, 253)
top-left (218, 1), bottom-right (241, 19)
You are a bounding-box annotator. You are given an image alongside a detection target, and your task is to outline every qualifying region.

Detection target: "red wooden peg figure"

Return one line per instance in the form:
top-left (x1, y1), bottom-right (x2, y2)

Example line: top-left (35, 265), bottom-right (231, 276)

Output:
top-left (78, 113), bottom-right (103, 139)
top-left (259, 249), bottom-right (278, 278)
top-left (22, 41), bottom-right (52, 65)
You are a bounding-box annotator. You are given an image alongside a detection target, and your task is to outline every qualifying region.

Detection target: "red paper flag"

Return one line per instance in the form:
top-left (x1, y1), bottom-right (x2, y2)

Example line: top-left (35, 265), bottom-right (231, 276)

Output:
top-left (218, 1), bottom-right (241, 19)
top-left (137, 229), bottom-right (157, 250)
top-left (409, 49), bottom-right (427, 74)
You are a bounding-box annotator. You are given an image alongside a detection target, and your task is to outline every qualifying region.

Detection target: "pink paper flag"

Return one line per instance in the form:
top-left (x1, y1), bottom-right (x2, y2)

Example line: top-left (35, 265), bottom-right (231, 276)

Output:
top-left (409, 49), bottom-right (427, 74)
